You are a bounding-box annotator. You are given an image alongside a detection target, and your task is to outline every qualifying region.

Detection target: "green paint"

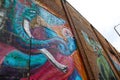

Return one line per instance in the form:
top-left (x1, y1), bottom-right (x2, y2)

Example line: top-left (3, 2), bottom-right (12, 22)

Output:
top-left (81, 30), bottom-right (117, 80)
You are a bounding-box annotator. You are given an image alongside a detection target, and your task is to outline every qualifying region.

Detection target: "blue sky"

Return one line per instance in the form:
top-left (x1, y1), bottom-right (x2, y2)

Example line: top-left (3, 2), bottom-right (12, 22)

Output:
top-left (67, 0), bottom-right (120, 52)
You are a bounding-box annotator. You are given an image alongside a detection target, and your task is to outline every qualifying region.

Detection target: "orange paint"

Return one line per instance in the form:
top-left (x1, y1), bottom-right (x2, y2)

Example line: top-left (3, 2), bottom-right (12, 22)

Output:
top-left (72, 51), bottom-right (88, 80)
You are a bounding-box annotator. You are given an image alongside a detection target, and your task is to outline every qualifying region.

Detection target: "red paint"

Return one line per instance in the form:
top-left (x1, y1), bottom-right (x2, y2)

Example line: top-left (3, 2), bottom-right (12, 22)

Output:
top-left (21, 53), bottom-right (74, 80)
top-left (0, 42), bottom-right (15, 64)
top-left (19, 0), bottom-right (31, 6)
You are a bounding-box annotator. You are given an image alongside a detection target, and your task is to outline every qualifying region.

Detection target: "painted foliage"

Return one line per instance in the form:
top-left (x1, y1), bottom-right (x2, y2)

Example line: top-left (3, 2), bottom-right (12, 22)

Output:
top-left (81, 31), bottom-right (117, 80)
top-left (0, 0), bottom-right (87, 80)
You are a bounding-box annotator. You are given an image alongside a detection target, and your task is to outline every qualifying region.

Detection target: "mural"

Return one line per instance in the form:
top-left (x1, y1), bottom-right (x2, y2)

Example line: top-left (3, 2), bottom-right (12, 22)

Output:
top-left (0, 0), bottom-right (87, 80)
top-left (108, 51), bottom-right (120, 71)
top-left (81, 31), bottom-right (117, 80)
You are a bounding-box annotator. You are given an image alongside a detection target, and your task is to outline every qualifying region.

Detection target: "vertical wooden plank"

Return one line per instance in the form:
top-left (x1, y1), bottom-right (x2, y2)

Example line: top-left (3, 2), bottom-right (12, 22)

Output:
top-left (63, 1), bottom-right (119, 79)
top-left (61, 0), bottom-right (94, 79)
top-left (92, 25), bottom-right (120, 78)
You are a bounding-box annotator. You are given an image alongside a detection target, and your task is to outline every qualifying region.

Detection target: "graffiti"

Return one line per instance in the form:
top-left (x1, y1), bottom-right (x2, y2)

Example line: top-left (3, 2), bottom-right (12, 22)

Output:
top-left (108, 51), bottom-right (120, 71)
top-left (81, 31), bottom-right (117, 80)
top-left (0, 0), bottom-right (87, 80)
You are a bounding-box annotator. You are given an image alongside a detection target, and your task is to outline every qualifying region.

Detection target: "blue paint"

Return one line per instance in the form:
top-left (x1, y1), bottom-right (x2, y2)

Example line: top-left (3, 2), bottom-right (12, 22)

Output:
top-left (114, 62), bottom-right (120, 71)
top-left (3, 0), bottom-right (11, 8)
top-left (3, 0), bottom-right (76, 56)
top-left (3, 50), bottom-right (47, 69)
top-left (38, 6), bottom-right (65, 26)
top-left (67, 36), bottom-right (77, 53)
top-left (58, 36), bottom-right (77, 56)
top-left (68, 69), bottom-right (82, 80)
top-left (44, 27), bottom-right (58, 38)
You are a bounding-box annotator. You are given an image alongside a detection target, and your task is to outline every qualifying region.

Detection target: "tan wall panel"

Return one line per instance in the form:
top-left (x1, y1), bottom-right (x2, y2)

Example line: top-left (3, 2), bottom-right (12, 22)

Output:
top-left (66, 1), bottom-right (120, 79)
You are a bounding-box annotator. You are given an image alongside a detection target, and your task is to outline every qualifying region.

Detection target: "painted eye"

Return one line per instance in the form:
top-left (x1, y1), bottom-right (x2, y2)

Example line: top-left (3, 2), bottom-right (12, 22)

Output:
top-left (25, 9), bottom-right (37, 15)
top-left (24, 9), bottom-right (37, 20)
top-left (29, 10), bottom-right (36, 14)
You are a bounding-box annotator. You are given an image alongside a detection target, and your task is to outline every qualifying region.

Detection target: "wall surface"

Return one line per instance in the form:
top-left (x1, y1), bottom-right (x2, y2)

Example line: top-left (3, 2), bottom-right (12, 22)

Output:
top-left (0, 0), bottom-right (87, 80)
top-left (0, 0), bottom-right (119, 80)
top-left (65, 1), bottom-right (120, 80)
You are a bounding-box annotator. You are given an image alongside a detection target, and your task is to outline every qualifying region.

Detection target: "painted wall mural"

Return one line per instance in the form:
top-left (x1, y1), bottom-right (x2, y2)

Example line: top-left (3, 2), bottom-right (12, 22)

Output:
top-left (108, 51), bottom-right (120, 71)
top-left (0, 0), bottom-right (87, 80)
top-left (81, 31), bottom-right (117, 80)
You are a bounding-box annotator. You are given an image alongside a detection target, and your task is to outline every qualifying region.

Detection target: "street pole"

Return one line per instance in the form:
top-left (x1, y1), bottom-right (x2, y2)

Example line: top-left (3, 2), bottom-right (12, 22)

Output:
top-left (114, 24), bottom-right (120, 37)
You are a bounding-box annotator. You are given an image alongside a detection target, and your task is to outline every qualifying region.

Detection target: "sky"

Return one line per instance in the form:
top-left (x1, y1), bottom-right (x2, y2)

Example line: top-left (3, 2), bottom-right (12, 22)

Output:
top-left (67, 0), bottom-right (120, 52)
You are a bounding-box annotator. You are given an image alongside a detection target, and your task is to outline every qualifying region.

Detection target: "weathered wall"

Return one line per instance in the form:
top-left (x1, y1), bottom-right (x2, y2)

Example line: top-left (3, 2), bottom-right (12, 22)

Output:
top-left (64, 1), bottom-right (120, 80)
top-left (93, 27), bottom-right (120, 76)
top-left (0, 0), bottom-right (119, 80)
top-left (0, 0), bottom-right (87, 80)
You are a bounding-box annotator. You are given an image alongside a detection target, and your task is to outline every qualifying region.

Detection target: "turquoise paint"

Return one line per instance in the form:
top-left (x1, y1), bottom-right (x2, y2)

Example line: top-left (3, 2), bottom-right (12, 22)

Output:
top-left (3, 0), bottom-right (11, 8)
top-left (68, 69), bottom-right (82, 80)
top-left (1, 0), bottom-right (77, 75)
top-left (3, 50), bottom-right (47, 69)
top-left (3, 0), bottom-right (72, 55)
top-left (38, 7), bottom-right (65, 26)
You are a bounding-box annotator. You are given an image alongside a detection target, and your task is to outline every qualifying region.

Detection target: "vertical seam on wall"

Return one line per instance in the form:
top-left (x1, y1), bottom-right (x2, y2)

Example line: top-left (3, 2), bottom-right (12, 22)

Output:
top-left (106, 39), bottom-right (120, 62)
top-left (91, 24), bottom-right (120, 79)
top-left (61, 0), bottom-right (95, 79)
top-left (106, 40), bottom-right (120, 76)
